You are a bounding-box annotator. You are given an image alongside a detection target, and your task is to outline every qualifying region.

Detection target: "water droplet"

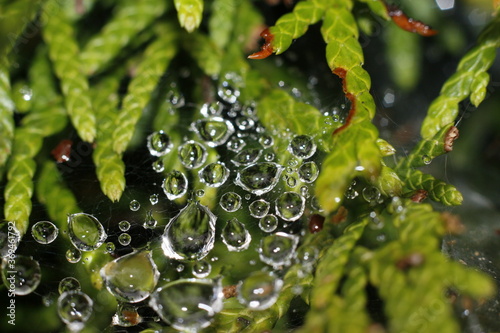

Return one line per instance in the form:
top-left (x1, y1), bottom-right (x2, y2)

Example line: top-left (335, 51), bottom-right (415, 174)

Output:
top-left (221, 218), bottom-right (252, 252)
top-left (112, 303), bottom-right (142, 327)
top-left (152, 159), bottom-right (164, 173)
top-left (298, 161), bottom-right (319, 183)
top-left (150, 194), bottom-right (159, 205)
top-left (288, 135), bottom-right (316, 159)
top-left (219, 192), bottom-right (242, 212)
top-left (129, 200), bottom-right (140, 211)
top-left (192, 117), bottom-right (235, 147)
top-left (422, 154), bottom-right (432, 165)
top-left (101, 251), bottom-right (159, 303)
top-left (264, 152), bottom-right (275, 161)
top-left (0, 222), bottom-right (20, 258)
top-left (237, 271), bottom-right (283, 310)
top-left (234, 162), bottom-right (283, 196)
top-left (58, 291), bottom-right (93, 332)
top-left (259, 135), bottom-right (274, 148)
top-left (162, 170), bottom-right (188, 200)
top-left (249, 199), bottom-right (270, 218)
top-left (31, 220), bottom-right (58, 244)
top-left (105, 242), bottom-right (115, 253)
top-left (217, 73), bottom-right (241, 104)
top-left (235, 116), bottom-right (255, 130)
top-left (231, 148), bottom-right (262, 166)
top-left (150, 278), bottom-right (223, 332)
top-left (259, 232), bottom-right (299, 268)
top-left (259, 214), bottom-right (278, 233)
top-left (161, 201), bottom-right (216, 261)
top-left (67, 213), bottom-right (107, 251)
top-left (192, 260), bottom-right (212, 278)
top-left (118, 233), bottom-right (131, 246)
top-left (178, 141), bottom-right (207, 169)
top-left (118, 220), bottom-right (130, 232)
top-left (345, 184), bottom-right (359, 199)
top-left (58, 277), bottom-right (81, 294)
top-left (147, 131), bottom-right (173, 157)
top-left (195, 189), bottom-right (205, 197)
top-left (296, 245), bottom-right (318, 266)
top-left (226, 137), bottom-right (246, 152)
top-left (286, 175), bottom-right (297, 188)
top-left (143, 211), bottom-right (157, 229)
top-left (199, 162), bottom-right (230, 187)
top-left (1, 255), bottom-right (41, 295)
top-left (275, 192), bottom-right (306, 222)
top-left (176, 264), bottom-right (185, 272)
top-left (166, 86), bottom-right (185, 108)
top-left (66, 248), bottom-right (82, 263)
top-left (200, 101), bottom-right (224, 117)
top-left (362, 186), bottom-right (381, 204)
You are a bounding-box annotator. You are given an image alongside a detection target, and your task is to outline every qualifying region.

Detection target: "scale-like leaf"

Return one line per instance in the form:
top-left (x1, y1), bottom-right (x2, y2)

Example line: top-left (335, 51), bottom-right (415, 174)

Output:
top-left (174, 0), bottom-right (204, 33)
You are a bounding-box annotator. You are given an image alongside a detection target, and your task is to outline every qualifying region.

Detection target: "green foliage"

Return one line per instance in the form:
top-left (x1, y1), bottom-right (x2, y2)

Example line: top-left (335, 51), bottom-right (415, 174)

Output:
top-left (174, 0), bottom-right (204, 33)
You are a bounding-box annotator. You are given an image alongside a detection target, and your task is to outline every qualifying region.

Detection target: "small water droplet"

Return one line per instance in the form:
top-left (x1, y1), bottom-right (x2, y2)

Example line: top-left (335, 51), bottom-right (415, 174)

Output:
top-left (118, 233), bottom-right (131, 246)
top-left (298, 161), bottom-right (319, 183)
top-left (259, 214), bottom-right (278, 233)
top-left (143, 211), bottom-right (157, 229)
top-left (237, 271), bottom-right (283, 310)
top-left (67, 213), bottom-right (107, 251)
top-left (118, 220), bottom-right (130, 232)
top-left (217, 73), bottom-right (241, 104)
top-left (296, 245), bottom-right (318, 266)
top-left (249, 199), bottom-right (270, 218)
top-left (178, 141), bottom-right (207, 169)
top-left (192, 117), bottom-right (235, 147)
top-left (286, 175), bottom-right (298, 188)
top-left (112, 303), bottom-right (142, 327)
top-left (105, 242), bottom-right (116, 253)
top-left (226, 137), bottom-right (246, 152)
top-left (166, 86), bottom-right (185, 108)
top-left (192, 260), bottom-right (212, 278)
top-left (129, 200), bottom-right (140, 211)
top-left (147, 131), bottom-right (173, 157)
top-left (1, 255), bottom-right (41, 295)
top-left (275, 192), bottom-right (306, 222)
top-left (58, 291), bottom-right (93, 332)
top-left (162, 170), bottom-right (188, 200)
top-left (235, 116), bottom-right (255, 130)
top-left (152, 159), bottom-right (165, 173)
top-left (362, 186), bottom-right (381, 204)
top-left (219, 192), bottom-right (242, 212)
top-left (264, 152), bottom-right (275, 161)
top-left (231, 148), bottom-right (262, 166)
top-left (259, 135), bottom-right (274, 148)
top-left (66, 248), bottom-right (82, 263)
top-left (195, 189), bottom-right (205, 197)
top-left (31, 220), bottom-right (58, 244)
top-left (288, 135), bottom-right (316, 159)
top-left (199, 162), bottom-right (230, 187)
top-left (422, 154), bottom-right (432, 165)
top-left (200, 101), bottom-right (224, 117)
top-left (150, 194), bottom-right (159, 205)
top-left (161, 201), bottom-right (216, 261)
top-left (149, 278), bottom-right (223, 332)
top-left (58, 277), bottom-right (81, 294)
top-left (259, 232), bottom-right (299, 268)
top-left (176, 264), bottom-right (185, 272)
top-left (221, 218), bottom-right (252, 252)
top-left (234, 162), bottom-right (283, 196)
top-left (101, 251), bottom-right (159, 303)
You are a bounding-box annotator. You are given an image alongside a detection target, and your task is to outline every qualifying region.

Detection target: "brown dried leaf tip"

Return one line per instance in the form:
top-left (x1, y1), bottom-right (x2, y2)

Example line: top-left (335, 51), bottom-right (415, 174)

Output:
top-left (51, 139), bottom-right (73, 163)
top-left (332, 67), bottom-right (356, 134)
top-left (444, 126), bottom-right (459, 152)
top-left (223, 285), bottom-right (238, 298)
top-left (396, 252), bottom-right (425, 271)
top-left (441, 212), bottom-right (465, 235)
top-left (248, 28), bottom-right (275, 59)
top-left (308, 214), bottom-right (325, 233)
top-left (410, 189), bottom-right (428, 203)
top-left (386, 4), bottom-right (438, 36)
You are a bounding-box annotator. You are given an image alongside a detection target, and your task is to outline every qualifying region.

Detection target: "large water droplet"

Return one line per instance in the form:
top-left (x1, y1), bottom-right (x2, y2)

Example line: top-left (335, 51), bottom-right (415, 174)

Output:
top-left (288, 135), bottom-right (316, 159)
top-left (59, 277), bottom-right (81, 294)
top-left (259, 214), bottom-right (279, 233)
top-left (221, 218), bottom-right (252, 252)
top-left (234, 162), bottom-right (283, 196)
top-left (162, 170), bottom-right (188, 200)
top-left (147, 131), bottom-right (173, 157)
top-left (237, 271), bottom-right (283, 310)
top-left (161, 201), bottom-right (216, 261)
top-left (219, 192), bottom-right (242, 212)
top-left (298, 161), bottom-right (319, 183)
top-left (58, 290), bottom-right (93, 332)
top-left (178, 141), bottom-right (207, 169)
top-left (259, 232), bottom-right (299, 268)
top-left (31, 220), bottom-right (59, 244)
top-left (149, 278), bottom-right (223, 332)
top-left (231, 148), bottom-right (262, 166)
top-left (249, 199), bottom-right (270, 218)
top-left (67, 213), bottom-right (107, 251)
top-left (275, 192), bottom-right (306, 222)
top-left (1, 255), bottom-right (41, 295)
top-left (198, 162), bottom-right (230, 187)
top-left (192, 117), bottom-right (235, 147)
top-left (101, 251), bottom-right (159, 303)
top-left (0, 222), bottom-right (20, 258)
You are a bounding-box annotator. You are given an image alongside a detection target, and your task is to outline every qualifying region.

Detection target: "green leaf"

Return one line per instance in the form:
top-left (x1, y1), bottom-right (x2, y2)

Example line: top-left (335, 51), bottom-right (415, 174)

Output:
top-left (470, 71), bottom-right (489, 107)
top-left (183, 31), bottom-right (223, 76)
top-left (0, 63), bottom-right (14, 169)
top-left (80, 0), bottom-right (169, 75)
top-left (174, 0), bottom-right (204, 33)
top-left (357, 0), bottom-right (390, 20)
top-left (209, 0), bottom-right (236, 50)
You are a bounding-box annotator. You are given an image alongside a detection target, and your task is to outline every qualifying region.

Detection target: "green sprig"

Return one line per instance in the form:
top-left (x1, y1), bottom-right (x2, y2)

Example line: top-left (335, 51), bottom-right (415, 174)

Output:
top-left (174, 0), bottom-right (204, 33)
